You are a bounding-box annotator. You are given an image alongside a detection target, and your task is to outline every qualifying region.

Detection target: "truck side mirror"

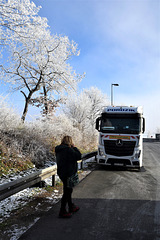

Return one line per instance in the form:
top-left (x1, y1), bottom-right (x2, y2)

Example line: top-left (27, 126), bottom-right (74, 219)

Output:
top-left (96, 117), bottom-right (101, 131)
top-left (142, 118), bottom-right (145, 133)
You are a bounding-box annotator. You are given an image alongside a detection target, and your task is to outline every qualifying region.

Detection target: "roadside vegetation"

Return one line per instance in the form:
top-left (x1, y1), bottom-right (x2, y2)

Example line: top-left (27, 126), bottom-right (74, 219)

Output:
top-left (0, 88), bottom-right (108, 177)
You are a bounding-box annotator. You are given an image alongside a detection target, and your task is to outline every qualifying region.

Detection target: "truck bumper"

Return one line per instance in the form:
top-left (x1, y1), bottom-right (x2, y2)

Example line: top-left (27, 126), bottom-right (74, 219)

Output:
top-left (97, 156), bottom-right (142, 168)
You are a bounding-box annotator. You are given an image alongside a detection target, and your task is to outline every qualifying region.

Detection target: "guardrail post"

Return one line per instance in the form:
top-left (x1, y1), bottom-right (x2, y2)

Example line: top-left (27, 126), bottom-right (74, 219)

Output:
top-left (52, 175), bottom-right (55, 187)
top-left (81, 160), bottom-right (83, 170)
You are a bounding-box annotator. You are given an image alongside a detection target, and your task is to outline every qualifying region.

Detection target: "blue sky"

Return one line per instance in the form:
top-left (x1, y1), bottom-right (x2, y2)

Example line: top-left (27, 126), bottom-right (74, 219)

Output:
top-left (1, 0), bottom-right (160, 134)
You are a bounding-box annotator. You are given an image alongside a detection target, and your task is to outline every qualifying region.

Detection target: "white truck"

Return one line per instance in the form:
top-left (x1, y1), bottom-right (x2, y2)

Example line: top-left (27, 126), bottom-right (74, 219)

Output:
top-left (96, 106), bottom-right (145, 168)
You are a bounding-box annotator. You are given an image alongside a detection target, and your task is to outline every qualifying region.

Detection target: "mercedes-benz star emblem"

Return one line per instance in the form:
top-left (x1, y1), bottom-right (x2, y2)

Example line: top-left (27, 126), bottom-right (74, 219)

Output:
top-left (116, 139), bottom-right (123, 147)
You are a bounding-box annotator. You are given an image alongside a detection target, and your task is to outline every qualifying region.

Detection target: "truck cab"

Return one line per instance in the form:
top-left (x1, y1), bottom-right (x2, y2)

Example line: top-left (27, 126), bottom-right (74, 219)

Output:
top-left (96, 106), bottom-right (145, 168)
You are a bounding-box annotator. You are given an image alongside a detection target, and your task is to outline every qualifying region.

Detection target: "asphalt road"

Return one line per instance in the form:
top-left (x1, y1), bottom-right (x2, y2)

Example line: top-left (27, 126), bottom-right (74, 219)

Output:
top-left (20, 142), bottom-right (160, 240)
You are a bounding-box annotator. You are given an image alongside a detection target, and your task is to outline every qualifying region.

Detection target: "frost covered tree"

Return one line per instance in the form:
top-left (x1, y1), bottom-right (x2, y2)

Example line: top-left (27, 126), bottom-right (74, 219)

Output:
top-left (0, 95), bottom-right (21, 130)
top-left (0, 0), bottom-right (82, 122)
top-left (1, 35), bottom-right (81, 122)
top-left (63, 87), bottom-right (109, 149)
top-left (63, 86), bottom-right (109, 132)
top-left (156, 127), bottom-right (160, 133)
top-left (63, 93), bottom-right (90, 132)
top-left (0, 0), bottom-right (48, 50)
top-left (83, 87), bottom-right (109, 131)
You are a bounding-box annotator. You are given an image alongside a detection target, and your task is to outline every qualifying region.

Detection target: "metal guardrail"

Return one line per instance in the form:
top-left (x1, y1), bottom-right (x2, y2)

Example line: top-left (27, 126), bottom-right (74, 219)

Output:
top-left (0, 165), bottom-right (57, 201)
top-left (143, 138), bottom-right (160, 142)
top-left (80, 151), bottom-right (97, 169)
top-left (0, 151), bottom-right (97, 201)
top-left (82, 151), bottom-right (97, 160)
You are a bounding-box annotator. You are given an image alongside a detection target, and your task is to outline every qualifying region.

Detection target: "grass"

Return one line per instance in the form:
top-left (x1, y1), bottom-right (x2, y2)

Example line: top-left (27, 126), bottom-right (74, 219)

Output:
top-left (0, 142), bottom-right (33, 177)
top-left (0, 157), bottom-right (33, 176)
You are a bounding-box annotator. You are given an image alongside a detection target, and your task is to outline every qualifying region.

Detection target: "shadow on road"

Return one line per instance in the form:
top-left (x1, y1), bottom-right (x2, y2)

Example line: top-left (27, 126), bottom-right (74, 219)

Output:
top-left (19, 197), bottom-right (159, 240)
top-left (95, 164), bottom-right (146, 173)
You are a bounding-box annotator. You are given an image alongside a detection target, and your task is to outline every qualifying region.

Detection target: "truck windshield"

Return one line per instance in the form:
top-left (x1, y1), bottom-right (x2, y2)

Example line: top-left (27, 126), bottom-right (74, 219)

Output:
top-left (101, 115), bottom-right (141, 134)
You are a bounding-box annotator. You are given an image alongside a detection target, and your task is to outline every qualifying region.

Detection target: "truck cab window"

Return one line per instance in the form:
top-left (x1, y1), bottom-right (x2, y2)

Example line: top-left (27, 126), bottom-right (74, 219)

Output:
top-left (101, 117), bottom-right (141, 134)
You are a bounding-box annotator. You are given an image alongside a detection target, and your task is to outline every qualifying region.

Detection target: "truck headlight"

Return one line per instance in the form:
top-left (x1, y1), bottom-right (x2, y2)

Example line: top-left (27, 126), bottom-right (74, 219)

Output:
top-left (134, 149), bottom-right (141, 159)
top-left (99, 148), bottom-right (105, 157)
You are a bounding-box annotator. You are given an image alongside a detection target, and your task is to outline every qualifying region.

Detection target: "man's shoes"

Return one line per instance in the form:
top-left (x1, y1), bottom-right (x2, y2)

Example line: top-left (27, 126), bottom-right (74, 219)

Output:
top-left (69, 204), bottom-right (80, 213)
top-left (59, 210), bottom-right (72, 218)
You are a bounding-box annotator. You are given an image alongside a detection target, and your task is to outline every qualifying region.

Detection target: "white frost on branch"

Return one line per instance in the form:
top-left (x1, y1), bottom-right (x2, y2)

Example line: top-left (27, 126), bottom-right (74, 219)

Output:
top-left (62, 87), bottom-right (109, 149)
top-left (0, 95), bottom-right (21, 130)
top-left (0, 0), bottom-right (48, 47)
top-left (0, 0), bottom-right (83, 121)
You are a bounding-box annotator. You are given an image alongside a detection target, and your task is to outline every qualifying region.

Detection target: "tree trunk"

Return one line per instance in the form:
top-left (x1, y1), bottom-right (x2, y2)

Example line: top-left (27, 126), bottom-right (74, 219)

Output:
top-left (43, 85), bottom-right (48, 115)
top-left (21, 91), bottom-right (33, 122)
top-left (21, 72), bottom-right (43, 122)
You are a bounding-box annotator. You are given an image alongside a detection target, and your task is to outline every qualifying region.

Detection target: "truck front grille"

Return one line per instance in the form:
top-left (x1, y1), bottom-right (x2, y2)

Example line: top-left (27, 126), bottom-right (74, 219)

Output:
top-left (104, 140), bottom-right (136, 157)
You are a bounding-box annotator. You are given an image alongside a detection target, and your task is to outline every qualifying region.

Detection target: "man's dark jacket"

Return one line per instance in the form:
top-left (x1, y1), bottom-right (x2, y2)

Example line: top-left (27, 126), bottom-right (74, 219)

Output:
top-left (55, 144), bottom-right (81, 180)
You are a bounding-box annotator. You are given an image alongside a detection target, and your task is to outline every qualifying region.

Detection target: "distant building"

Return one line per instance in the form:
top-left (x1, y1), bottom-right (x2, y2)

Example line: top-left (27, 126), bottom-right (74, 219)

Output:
top-left (156, 134), bottom-right (160, 140)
